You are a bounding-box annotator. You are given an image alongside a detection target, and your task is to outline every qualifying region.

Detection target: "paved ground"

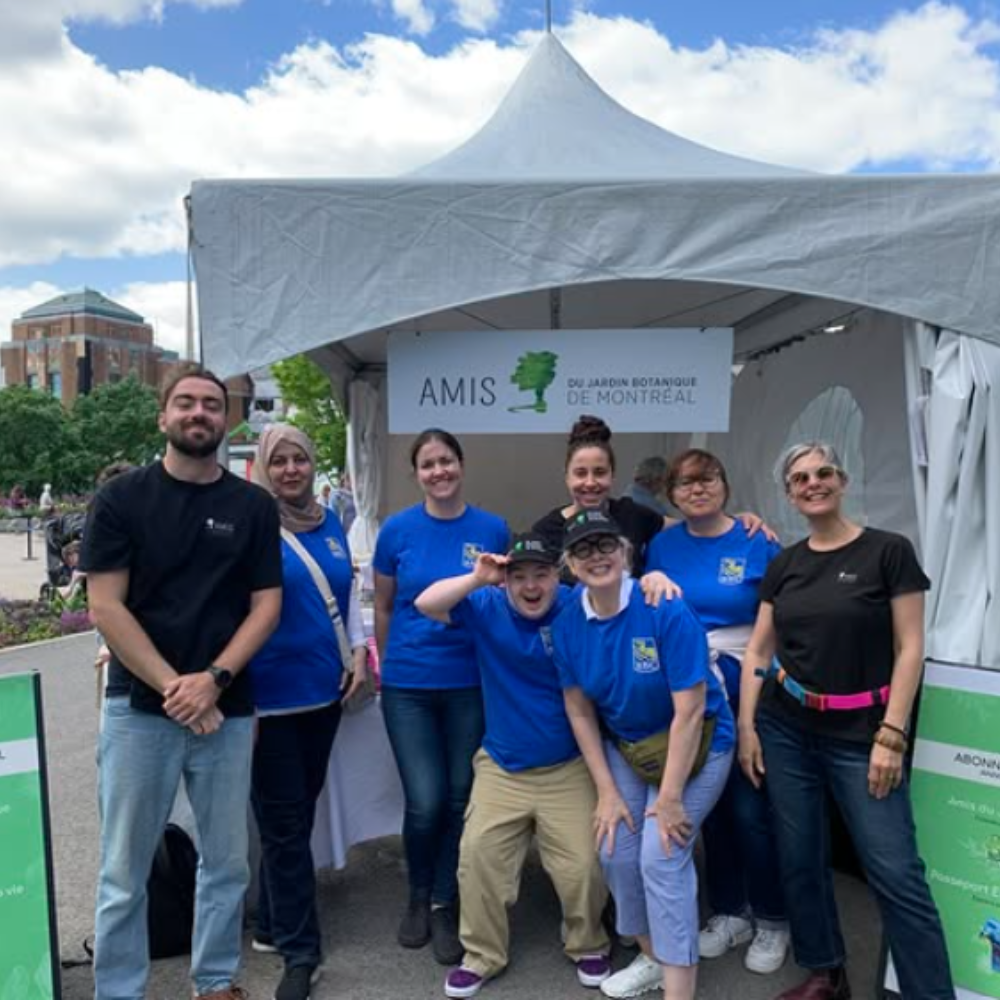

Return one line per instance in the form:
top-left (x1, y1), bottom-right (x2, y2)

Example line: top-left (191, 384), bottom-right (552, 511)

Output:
top-left (0, 634), bottom-right (885, 1000)
top-left (0, 525), bottom-right (49, 600)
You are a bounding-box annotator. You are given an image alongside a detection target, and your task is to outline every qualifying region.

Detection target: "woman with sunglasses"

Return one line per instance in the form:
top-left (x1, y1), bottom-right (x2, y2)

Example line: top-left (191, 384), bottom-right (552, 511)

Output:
top-left (533, 416), bottom-right (771, 578)
top-left (645, 449), bottom-right (789, 977)
top-left (738, 442), bottom-right (952, 1000)
top-left (552, 510), bottom-right (734, 1000)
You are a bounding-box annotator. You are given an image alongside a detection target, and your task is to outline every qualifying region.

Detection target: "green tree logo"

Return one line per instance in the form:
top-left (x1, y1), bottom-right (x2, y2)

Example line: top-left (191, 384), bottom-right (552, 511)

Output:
top-left (509, 351), bottom-right (558, 413)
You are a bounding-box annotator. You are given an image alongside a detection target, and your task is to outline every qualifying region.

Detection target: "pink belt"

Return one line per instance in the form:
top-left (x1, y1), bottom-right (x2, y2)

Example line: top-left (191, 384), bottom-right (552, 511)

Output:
top-left (756, 664), bottom-right (890, 712)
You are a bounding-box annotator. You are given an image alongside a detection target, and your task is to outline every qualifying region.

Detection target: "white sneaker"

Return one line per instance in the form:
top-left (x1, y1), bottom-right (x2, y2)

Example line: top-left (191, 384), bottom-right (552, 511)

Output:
top-left (744, 927), bottom-right (790, 974)
top-left (698, 914), bottom-right (753, 959)
top-left (599, 953), bottom-right (663, 998)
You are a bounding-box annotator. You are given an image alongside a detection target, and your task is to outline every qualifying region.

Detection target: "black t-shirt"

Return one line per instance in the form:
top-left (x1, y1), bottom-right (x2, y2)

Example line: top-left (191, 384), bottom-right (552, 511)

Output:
top-left (758, 528), bottom-right (930, 742)
top-left (532, 496), bottom-right (664, 578)
top-left (81, 463), bottom-right (282, 716)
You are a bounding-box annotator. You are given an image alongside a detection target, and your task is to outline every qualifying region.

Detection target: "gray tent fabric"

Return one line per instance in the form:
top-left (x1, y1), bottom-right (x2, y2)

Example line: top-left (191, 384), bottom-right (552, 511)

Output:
top-left (190, 34), bottom-right (1000, 379)
top-left (412, 34), bottom-right (806, 181)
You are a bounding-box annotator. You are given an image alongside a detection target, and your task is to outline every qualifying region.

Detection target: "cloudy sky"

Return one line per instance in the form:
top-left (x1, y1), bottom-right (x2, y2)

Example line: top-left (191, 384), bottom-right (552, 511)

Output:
top-left (2, 0), bottom-right (1000, 357)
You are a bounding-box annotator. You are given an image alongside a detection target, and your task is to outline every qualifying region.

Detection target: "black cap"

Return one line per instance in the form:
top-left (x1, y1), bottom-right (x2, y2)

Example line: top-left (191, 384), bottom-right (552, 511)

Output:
top-left (563, 509), bottom-right (621, 551)
top-left (507, 531), bottom-right (560, 567)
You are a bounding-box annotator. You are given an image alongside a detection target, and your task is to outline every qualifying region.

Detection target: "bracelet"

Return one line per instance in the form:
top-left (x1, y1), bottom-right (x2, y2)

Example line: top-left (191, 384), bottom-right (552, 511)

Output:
top-left (879, 721), bottom-right (908, 738)
top-left (873, 728), bottom-right (907, 753)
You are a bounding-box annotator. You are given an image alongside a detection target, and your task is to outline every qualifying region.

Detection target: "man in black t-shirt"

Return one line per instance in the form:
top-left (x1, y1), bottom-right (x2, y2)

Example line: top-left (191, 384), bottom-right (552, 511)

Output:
top-left (82, 365), bottom-right (282, 1000)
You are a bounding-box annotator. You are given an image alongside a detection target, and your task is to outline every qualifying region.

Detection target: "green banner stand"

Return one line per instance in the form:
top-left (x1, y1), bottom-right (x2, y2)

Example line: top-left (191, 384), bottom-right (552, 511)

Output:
top-left (0, 672), bottom-right (61, 1000)
top-left (884, 660), bottom-right (1000, 1000)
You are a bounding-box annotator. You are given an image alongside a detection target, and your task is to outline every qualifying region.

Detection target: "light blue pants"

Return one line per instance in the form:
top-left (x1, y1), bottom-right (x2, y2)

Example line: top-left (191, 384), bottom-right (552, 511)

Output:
top-left (94, 697), bottom-right (253, 1000)
top-left (600, 741), bottom-right (732, 967)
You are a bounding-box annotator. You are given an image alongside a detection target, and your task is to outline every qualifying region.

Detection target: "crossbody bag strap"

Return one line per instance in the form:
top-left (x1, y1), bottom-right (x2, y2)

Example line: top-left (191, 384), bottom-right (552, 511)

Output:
top-left (280, 527), bottom-right (355, 673)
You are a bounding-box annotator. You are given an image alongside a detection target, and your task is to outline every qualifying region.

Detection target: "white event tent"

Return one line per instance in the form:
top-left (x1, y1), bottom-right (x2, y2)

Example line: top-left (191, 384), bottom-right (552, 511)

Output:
top-left (190, 33), bottom-right (1000, 671)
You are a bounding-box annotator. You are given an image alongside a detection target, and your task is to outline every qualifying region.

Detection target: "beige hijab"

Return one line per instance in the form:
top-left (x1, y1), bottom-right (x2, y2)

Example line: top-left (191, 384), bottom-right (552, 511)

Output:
top-left (252, 424), bottom-right (326, 533)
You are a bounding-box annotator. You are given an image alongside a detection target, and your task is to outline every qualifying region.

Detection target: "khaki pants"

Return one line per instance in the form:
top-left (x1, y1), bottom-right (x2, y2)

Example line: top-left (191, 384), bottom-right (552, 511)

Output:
top-left (457, 750), bottom-right (610, 977)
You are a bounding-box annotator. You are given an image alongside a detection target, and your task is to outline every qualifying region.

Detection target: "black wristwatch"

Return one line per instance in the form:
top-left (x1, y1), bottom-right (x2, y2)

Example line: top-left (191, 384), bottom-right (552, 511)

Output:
top-left (207, 665), bottom-right (233, 690)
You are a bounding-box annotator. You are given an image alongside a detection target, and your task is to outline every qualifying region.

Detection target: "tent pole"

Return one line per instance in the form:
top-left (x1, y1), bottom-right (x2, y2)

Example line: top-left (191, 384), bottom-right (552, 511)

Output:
top-left (545, 0), bottom-right (552, 33)
top-left (549, 287), bottom-right (562, 330)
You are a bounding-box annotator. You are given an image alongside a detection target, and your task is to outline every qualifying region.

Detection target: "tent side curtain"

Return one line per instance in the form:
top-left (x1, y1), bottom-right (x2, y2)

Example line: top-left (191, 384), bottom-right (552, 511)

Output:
top-left (190, 176), bottom-right (1000, 378)
top-left (346, 376), bottom-right (384, 564)
top-left (906, 323), bottom-right (1000, 669)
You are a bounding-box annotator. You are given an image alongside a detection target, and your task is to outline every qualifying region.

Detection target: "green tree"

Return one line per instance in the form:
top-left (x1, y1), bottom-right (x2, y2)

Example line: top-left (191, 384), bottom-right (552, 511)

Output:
top-left (509, 351), bottom-right (559, 413)
top-left (0, 386), bottom-right (72, 496)
top-left (271, 356), bottom-right (346, 472)
top-left (67, 376), bottom-right (163, 484)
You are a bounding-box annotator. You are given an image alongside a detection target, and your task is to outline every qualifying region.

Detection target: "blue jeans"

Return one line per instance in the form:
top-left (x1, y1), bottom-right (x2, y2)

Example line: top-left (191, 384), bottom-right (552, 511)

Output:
top-left (381, 686), bottom-right (485, 904)
top-left (94, 697), bottom-right (253, 1000)
top-left (703, 700), bottom-right (786, 923)
top-left (252, 702), bottom-right (342, 969)
top-left (757, 711), bottom-right (953, 1000)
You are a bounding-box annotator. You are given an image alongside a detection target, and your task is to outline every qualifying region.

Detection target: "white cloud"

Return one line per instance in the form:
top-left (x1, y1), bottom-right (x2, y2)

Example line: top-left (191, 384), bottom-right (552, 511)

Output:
top-left (1, 0), bottom-right (242, 64)
top-left (451, 0), bottom-right (502, 32)
top-left (116, 280), bottom-right (193, 356)
top-left (2, 2), bottom-right (1000, 275)
top-left (390, 0), bottom-right (435, 35)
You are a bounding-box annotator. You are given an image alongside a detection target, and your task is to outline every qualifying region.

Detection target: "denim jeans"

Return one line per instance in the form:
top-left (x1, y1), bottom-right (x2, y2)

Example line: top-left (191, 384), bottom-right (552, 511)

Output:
top-left (757, 711), bottom-right (953, 1000)
top-left (381, 686), bottom-right (485, 904)
top-left (703, 700), bottom-right (786, 923)
top-left (251, 702), bottom-right (342, 969)
top-left (94, 697), bottom-right (254, 1000)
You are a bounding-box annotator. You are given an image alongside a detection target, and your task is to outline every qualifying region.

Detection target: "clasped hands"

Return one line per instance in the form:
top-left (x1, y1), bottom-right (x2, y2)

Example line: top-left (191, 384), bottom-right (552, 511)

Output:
top-left (163, 672), bottom-right (223, 735)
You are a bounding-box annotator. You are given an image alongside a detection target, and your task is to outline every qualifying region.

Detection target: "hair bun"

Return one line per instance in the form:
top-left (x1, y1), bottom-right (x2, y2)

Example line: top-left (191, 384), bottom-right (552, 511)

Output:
top-left (569, 415), bottom-right (612, 445)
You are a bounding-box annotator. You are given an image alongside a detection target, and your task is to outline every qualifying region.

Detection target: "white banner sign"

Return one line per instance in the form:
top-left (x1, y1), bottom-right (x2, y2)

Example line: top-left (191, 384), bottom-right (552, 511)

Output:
top-left (388, 328), bottom-right (733, 434)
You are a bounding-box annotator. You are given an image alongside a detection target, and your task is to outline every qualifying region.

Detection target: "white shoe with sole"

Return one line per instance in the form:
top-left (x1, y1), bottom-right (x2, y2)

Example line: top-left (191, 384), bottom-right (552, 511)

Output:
top-left (698, 914), bottom-right (753, 959)
top-left (745, 928), bottom-right (790, 974)
top-left (599, 953), bottom-right (663, 999)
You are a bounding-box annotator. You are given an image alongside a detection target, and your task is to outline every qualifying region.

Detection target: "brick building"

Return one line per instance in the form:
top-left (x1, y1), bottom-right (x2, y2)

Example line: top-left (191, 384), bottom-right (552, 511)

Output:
top-left (1, 289), bottom-right (181, 405)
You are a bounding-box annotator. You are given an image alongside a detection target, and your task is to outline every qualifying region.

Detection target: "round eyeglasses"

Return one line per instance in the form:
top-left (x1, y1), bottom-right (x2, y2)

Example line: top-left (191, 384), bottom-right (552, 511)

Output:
top-left (569, 535), bottom-right (620, 560)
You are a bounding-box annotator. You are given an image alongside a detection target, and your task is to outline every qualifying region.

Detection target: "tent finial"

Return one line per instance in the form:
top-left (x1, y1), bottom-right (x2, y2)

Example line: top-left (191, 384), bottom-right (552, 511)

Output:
top-left (545, 0), bottom-right (552, 33)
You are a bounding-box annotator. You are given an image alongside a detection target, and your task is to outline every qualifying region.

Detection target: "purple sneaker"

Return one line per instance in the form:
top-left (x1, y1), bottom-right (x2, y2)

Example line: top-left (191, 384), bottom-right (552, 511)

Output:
top-left (576, 954), bottom-right (612, 988)
top-left (445, 967), bottom-right (485, 999)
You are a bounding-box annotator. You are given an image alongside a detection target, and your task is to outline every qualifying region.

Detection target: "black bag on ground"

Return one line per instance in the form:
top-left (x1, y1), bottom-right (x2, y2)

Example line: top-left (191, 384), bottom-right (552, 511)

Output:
top-left (147, 823), bottom-right (198, 959)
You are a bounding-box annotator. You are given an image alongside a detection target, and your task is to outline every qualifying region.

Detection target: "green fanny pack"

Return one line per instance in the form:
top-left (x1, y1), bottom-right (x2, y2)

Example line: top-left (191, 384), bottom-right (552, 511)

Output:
top-left (615, 716), bottom-right (717, 787)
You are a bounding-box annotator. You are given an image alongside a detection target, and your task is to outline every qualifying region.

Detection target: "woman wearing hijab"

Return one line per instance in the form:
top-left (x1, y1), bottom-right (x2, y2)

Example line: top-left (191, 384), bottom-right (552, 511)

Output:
top-left (250, 424), bottom-right (370, 1000)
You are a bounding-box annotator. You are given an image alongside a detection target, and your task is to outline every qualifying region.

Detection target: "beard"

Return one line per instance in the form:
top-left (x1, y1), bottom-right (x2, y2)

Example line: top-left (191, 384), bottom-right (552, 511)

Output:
top-left (166, 421), bottom-right (224, 459)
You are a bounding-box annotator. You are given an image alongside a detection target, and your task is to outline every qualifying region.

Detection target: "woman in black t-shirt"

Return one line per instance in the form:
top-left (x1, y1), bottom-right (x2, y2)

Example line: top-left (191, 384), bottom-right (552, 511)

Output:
top-left (532, 416), bottom-right (769, 578)
top-left (738, 442), bottom-right (952, 1000)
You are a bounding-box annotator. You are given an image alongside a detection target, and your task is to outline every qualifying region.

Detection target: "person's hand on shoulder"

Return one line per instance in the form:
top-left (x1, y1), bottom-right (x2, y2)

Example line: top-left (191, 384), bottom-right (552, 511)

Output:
top-left (639, 570), bottom-right (682, 604)
top-left (735, 511), bottom-right (779, 543)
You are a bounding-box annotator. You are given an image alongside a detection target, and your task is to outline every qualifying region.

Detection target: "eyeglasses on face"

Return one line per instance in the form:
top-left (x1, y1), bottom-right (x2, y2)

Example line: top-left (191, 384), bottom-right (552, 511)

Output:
top-left (673, 472), bottom-right (722, 492)
top-left (787, 465), bottom-right (842, 491)
top-left (569, 535), bottom-right (620, 560)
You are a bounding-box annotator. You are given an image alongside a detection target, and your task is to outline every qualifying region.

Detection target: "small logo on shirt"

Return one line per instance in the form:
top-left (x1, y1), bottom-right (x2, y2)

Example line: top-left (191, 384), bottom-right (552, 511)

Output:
top-left (204, 517), bottom-right (236, 537)
top-left (326, 538), bottom-right (347, 559)
top-left (539, 626), bottom-right (554, 657)
top-left (632, 638), bottom-right (660, 674)
top-left (718, 557), bottom-right (746, 586)
top-left (462, 543), bottom-right (484, 568)
top-left (837, 571), bottom-right (858, 584)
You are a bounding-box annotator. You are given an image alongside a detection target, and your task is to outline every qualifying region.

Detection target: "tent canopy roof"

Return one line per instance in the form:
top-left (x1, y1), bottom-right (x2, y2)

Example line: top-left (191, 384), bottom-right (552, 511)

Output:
top-left (413, 34), bottom-right (805, 181)
top-left (191, 34), bottom-right (1000, 378)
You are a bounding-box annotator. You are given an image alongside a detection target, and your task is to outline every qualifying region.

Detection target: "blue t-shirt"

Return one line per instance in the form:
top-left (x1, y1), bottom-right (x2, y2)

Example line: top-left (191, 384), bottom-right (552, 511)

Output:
top-left (646, 522), bottom-right (780, 697)
top-left (552, 581), bottom-right (733, 753)
top-left (451, 585), bottom-right (579, 772)
top-left (251, 511), bottom-right (354, 713)
top-left (373, 504), bottom-right (510, 689)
